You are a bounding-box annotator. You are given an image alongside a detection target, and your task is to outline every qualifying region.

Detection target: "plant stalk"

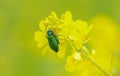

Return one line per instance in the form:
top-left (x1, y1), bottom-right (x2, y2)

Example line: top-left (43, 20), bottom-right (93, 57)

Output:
top-left (82, 46), bottom-right (113, 76)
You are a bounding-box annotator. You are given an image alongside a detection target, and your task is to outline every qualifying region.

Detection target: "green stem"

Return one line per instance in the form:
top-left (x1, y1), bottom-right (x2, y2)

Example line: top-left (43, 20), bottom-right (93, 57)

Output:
top-left (82, 46), bottom-right (113, 76)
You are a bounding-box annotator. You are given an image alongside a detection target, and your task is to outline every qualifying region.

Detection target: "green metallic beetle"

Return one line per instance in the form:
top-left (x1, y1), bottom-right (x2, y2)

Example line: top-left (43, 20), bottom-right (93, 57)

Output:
top-left (47, 29), bottom-right (59, 52)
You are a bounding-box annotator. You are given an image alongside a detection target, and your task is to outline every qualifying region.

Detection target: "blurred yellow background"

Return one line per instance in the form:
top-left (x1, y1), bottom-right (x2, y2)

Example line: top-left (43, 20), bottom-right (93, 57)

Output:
top-left (0, 0), bottom-right (120, 76)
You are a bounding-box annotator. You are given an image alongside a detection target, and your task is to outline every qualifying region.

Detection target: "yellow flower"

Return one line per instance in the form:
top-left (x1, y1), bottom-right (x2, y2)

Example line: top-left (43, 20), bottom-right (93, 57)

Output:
top-left (60, 11), bottom-right (92, 50)
top-left (34, 11), bottom-right (92, 59)
top-left (34, 12), bottom-right (65, 56)
top-left (65, 51), bottom-right (82, 72)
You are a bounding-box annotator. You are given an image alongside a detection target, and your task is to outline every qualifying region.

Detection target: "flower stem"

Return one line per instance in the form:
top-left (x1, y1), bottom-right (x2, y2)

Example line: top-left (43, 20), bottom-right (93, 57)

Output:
top-left (82, 46), bottom-right (113, 76)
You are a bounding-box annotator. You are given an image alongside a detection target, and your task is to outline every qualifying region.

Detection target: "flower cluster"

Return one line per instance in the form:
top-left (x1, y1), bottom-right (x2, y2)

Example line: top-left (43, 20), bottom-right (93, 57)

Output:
top-left (34, 11), bottom-right (93, 72)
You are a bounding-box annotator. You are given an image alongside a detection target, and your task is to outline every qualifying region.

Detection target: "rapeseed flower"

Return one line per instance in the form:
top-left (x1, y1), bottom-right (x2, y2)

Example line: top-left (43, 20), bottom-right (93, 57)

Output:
top-left (65, 51), bottom-right (82, 72)
top-left (34, 12), bottom-right (66, 56)
top-left (34, 12), bottom-right (115, 76)
top-left (34, 11), bottom-right (93, 72)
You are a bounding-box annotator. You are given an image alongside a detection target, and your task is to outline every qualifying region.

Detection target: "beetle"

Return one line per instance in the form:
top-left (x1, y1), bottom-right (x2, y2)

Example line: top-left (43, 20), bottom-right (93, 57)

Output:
top-left (47, 29), bottom-right (59, 52)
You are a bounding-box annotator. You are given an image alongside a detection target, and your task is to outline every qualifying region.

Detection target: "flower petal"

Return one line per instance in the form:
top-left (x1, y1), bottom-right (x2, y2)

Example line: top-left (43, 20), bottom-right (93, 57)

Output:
top-left (65, 55), bottom-right (76, 72)
top-left (34, 31), bottom-right (47, 48)
top-left (57, 49), bottom-right (66, 58)
top-left (39, 20), bottom-right (47, 33)
top-left (73, 20), bottom-right (89, 41)
top-left (67, 32), bottom-right (83, 49)
top-left (42, 44), bottom-right (51, 55)
top-left (57, 40), bottom-right (67, 58)
top-left (61, 11), bottom-right (73, 31)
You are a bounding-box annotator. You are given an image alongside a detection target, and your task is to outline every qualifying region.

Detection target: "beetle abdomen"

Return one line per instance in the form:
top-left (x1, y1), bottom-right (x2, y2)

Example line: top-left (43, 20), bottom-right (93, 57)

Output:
top-left (47, 36), bottom-right (59, 52)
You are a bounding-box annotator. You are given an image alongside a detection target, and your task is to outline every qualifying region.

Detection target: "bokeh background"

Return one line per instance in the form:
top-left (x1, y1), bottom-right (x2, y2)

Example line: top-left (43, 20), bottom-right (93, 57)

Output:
top-left (0, 0), bottom-right (120, 76)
